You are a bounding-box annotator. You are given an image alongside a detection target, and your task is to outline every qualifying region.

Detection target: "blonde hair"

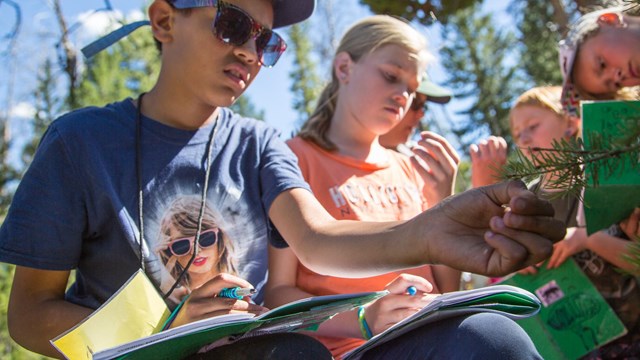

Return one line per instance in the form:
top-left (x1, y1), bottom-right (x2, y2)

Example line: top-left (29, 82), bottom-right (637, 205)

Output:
top-left (512, 86), bottom-right (564, 117)
top-left (510, 86), bottom-right (582, 136)
top-left (298, 15), bottom-right (431, 150)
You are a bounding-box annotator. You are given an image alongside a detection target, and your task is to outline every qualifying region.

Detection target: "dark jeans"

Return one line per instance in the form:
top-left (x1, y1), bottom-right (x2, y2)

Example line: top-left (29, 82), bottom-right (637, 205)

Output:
top-left (361, 313), bottom-right (542, 360)
top-left (184, 332), bottom-right (333, 360)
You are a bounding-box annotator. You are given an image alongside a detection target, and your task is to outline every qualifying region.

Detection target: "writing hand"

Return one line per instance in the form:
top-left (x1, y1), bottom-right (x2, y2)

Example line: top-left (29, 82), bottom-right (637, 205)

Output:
top-left (365, 274), bottom-right (437, 335)
top-left (170, 273), bottom-right (266, 328)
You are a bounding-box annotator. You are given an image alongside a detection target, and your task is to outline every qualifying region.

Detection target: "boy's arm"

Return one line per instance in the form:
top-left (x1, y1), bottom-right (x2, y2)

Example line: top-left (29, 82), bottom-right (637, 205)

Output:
top-left (8, 266), bottom-right (93, 359)
top-left (269, 180), bottom-right (566, 278)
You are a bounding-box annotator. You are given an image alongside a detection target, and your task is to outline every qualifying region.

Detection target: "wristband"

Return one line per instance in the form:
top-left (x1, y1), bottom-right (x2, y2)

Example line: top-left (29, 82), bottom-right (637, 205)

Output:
top-left (357, 306), bottom-right (373, 340)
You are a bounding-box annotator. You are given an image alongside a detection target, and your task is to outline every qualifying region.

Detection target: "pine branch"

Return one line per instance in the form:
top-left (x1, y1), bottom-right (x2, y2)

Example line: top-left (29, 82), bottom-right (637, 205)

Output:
top-left (501, 119), bottom-right (640, 270)
top-left (501, 119), bottom-right (640, 199)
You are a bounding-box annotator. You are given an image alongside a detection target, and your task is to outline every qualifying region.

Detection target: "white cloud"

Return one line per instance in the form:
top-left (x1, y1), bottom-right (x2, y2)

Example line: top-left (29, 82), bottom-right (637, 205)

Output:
top-left (76, 9), bottom-right (125, 38)
top-left (74, 8), bottom-right (144, 41)
top-left (10, 102), bottom-right (35, 119)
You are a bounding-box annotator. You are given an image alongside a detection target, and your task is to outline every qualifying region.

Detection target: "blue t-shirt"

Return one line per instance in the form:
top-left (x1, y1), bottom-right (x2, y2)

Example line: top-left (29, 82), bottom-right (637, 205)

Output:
top-left (0, 99), bottom-right (309, 307)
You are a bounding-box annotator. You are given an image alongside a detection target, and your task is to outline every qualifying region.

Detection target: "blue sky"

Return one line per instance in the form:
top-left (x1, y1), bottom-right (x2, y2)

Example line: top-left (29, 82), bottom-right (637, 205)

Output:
top-left (1, 0), bottom-right (511, 156)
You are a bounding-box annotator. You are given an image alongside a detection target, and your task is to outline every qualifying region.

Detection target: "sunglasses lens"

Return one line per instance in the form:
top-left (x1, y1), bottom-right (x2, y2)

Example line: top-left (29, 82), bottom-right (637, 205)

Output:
top-left (215, 7), bottom-right (253, 46)
top-left (259, 34), bottom-right (286, 67)
top-left (199, 230), bottom-right (218, 248)
top-left (170, 239), bottom-right (191, 256)
top-left (213, 2), bottom-right (286, 67)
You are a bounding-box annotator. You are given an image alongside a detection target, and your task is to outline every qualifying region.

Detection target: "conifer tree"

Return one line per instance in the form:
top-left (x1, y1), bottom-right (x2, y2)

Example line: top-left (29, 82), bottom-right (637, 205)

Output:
top-left (439, 4), bottom-right (525, 150)
top-left (288, 22), bottom-right (322, 125)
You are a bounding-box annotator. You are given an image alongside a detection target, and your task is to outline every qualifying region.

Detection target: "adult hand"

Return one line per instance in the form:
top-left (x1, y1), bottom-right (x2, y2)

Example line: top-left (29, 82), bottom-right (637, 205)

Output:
top-left (417, 179), bottom-right (565, 277)
top-left (411, 131), bottom-right (460, 205)
top-left (364, 274), bottom-right (437, 335)
top-left (469, 136), bottom-right (508, 188)
top-left (620, 207), bottom-right (640, 240)
top-left (546, 227), bottom-right (588, 269)
top-left (171, 273), bottom-right (266, 328)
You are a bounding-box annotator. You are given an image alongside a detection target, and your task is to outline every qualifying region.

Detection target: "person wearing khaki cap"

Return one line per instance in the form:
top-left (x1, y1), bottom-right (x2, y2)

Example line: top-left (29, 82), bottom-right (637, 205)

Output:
top-left (379, 72), bottom-right (453, 152)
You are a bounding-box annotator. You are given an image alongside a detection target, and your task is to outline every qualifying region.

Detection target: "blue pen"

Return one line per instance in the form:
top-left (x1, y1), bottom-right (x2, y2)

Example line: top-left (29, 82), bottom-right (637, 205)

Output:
top-left (406, 286), bottom-right (417, 296)
top-left (218, 287), bottom-right (256, 300)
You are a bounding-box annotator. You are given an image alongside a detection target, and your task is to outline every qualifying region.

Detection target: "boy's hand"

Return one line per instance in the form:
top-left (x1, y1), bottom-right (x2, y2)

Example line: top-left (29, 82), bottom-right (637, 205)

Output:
top-left (171, 273), bottom-right (266, 328)
top-left (421, 180), bottom-right (566, 277)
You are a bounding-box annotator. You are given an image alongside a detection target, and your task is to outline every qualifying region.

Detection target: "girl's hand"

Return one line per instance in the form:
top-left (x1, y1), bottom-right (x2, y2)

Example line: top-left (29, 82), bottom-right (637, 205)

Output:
top-left (620, 207), bottom-right (640, 240)
top-left (411, 131), bottom-right (460, 205)
top-left (170, 273), bottom-right (266, 328)
top-left (547, 227), bottom-right (588, 269)
top-left (516, 263), bottom-right (542, 275)
top-left (469, 136), bottom-right (508, 188)
top-left (364, 274), bottom-right (437, 336)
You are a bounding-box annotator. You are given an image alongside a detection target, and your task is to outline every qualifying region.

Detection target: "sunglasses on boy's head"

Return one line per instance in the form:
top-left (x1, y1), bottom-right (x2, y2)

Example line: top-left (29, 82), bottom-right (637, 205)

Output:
top-left (170, 0), bottom-right (287, 67)
top-left (164, 228), bottom-right (219, 257)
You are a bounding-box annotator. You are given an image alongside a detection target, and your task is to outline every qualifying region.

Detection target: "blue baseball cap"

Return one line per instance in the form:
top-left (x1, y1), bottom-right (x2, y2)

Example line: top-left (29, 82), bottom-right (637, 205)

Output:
top-left (273, 0), bottom-right (316, 28)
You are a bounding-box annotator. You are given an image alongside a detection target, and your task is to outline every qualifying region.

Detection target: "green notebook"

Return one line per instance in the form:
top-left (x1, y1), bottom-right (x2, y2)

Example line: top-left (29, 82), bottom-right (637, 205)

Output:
top-left (344, 284), bottom-right (541, 360)
top-left (91, 289), bottom-right (386, 360)
top-left (500, 259), bottom-right (627, 360)
top-left (581, 100), bottom-right (640, 235)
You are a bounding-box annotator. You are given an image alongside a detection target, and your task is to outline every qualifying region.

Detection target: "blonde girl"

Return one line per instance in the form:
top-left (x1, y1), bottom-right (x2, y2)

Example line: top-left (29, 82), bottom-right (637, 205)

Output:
top-left (265, 15), bottom-right (542, 360)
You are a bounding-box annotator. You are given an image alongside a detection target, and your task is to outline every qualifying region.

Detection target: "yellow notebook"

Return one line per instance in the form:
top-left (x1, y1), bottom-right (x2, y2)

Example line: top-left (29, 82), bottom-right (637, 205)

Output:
top-left (51, 269), bottom-right (170, 360)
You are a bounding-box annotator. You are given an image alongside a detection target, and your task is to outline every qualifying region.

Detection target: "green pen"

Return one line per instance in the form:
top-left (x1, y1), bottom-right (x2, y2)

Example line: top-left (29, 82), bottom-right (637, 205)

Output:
top-left (218, 287), bottom-right (256, 299)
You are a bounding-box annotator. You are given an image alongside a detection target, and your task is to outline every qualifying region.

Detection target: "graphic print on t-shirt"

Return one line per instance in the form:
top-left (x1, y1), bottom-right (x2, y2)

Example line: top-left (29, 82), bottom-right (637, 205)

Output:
top-left (143, 177), bottom-right (269, 306)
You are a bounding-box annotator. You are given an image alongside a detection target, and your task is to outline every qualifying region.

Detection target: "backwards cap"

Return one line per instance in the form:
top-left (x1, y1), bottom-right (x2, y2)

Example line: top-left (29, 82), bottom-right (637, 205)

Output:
top-left (81, 0), bottom-right (316, 58)
top-left (417, 73), bottom-right (452, 104)
top-left (559, 6), bottom-right (626, 117)
top-left (272, 0), bottom-right (316, 28)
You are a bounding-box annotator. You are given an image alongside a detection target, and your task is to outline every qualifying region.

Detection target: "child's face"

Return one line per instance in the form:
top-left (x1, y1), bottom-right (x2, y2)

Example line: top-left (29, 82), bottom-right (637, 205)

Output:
top-left (380, 93), bottom-right (426, 147)
top-left (511, 105), bottom-right (570, 160)
top-left (343, 44), bottom-right (422, 137)
top-left (160, 0), bottom-right (274, 107)
top-left (573, 25), bottom-right (640, 95)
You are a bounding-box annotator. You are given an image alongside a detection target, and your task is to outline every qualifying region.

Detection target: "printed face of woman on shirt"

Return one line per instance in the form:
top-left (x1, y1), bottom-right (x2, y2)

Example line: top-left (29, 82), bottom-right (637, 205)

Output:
top-left (165, 224), bottom-right (220, 286)
top-left (340, 44), bottom-right (422, 138)
top-left (511, 105), bottom-right (571, 161)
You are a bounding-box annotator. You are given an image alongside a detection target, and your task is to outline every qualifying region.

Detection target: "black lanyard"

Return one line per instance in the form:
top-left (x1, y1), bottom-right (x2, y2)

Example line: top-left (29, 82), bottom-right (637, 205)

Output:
top-left (135, 93), bottom-right (219, 299)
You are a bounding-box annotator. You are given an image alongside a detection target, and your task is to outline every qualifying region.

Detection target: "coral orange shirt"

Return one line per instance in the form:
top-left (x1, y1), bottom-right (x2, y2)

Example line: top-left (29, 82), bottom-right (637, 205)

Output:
top-left (287, 137), bottom-right (439, 358)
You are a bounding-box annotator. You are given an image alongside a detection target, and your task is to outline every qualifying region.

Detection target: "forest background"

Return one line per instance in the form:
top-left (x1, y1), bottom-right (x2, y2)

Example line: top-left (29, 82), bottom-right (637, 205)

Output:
top-left (0, 0), bottom-right (627, 357)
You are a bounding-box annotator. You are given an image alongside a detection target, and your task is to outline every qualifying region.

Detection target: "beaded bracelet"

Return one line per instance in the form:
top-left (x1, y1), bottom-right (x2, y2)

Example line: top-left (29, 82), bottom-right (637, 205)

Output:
top-left (357, 306), bottom-right (373, 340)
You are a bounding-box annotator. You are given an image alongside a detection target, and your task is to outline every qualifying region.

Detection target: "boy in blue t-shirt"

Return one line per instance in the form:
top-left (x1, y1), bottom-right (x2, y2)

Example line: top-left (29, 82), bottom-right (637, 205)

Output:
top-left (0, 0), bottom-right (565, 357)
